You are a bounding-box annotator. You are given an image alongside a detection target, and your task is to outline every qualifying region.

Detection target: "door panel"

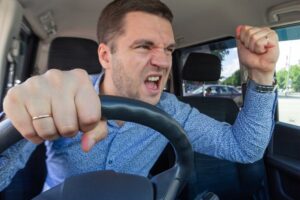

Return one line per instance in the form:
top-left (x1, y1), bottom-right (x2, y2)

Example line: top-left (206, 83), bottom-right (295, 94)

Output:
top-left (266, 122), bottom-right (300, 200)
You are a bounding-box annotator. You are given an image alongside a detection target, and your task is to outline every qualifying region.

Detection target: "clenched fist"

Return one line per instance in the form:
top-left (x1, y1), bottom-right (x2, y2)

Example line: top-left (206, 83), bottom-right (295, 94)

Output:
top-left (3, 69), bottom-right (107, 152)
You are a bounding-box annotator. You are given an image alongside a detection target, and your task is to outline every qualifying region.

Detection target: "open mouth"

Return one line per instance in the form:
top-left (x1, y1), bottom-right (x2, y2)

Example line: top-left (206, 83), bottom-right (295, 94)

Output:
top-left (144, 75), bottom-right (162, 92)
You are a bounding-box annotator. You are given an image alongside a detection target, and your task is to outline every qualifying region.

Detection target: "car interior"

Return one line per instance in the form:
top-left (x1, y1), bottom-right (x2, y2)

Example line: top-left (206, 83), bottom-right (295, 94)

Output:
top-left (1, 0), bottom-right (300, 199)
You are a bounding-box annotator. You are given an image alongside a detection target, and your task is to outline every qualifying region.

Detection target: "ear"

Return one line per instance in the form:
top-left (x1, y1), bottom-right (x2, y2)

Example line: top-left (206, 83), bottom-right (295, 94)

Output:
top-left (98, 43), bottom-right (111, 70)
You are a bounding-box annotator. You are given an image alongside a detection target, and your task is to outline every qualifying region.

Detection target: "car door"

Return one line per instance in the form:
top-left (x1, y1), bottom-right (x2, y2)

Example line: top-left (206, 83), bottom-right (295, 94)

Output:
top-left (265, 24), bottom-right (300, 200)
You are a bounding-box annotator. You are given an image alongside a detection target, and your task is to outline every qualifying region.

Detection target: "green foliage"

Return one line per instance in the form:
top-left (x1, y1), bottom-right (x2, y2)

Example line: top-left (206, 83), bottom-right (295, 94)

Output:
top-left (222, 69), bottom-right (241, 86)
top-left (276, 64), bottom-right (300, 92)
top-left (276, 69), bottom-right (288, 89)
top-left (290, 65), bottom-right (300, 91)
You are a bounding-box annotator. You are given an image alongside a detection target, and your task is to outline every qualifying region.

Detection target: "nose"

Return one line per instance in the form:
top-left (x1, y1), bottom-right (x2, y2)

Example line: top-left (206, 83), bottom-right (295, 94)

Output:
top-left (150, 49), bottom-right (171, 69)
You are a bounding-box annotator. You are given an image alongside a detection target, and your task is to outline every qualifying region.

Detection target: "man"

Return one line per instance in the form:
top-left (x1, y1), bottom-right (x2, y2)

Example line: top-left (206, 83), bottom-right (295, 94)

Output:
top-left (1, 0), bottom-right (278, 192)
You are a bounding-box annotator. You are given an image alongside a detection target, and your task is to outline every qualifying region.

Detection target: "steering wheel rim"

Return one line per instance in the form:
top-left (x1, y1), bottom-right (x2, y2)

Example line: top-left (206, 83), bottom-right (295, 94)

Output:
top-left (0, 95), bottom-right (194, 200)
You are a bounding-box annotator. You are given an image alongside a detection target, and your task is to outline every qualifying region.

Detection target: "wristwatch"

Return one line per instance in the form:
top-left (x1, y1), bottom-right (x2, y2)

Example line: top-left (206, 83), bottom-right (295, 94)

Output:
top-left (248, 79), bottom-right (277, 93)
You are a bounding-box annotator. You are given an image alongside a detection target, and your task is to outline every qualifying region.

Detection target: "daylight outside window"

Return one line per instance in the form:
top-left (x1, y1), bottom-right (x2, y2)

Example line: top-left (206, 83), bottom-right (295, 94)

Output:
top-left (275, 25), bottom-right (300, 127)
top-left (182, 38), bottom-right (242, 107)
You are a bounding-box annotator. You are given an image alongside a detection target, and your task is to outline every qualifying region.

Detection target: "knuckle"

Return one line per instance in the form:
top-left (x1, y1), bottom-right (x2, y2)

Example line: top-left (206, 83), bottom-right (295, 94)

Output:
top-left (22, 131), bottom-right (38, 140)
top-left (45, 69), bottom-right (63, 78)
top-left (244, 29), bottom-right (252, 38)
top-left (59, 125), bottom-right (78, 137)
top-left (4, 86), bottom-right (21, 105)
top-left (249, 34), bottom-right (258, 44)
top-left (70, 69), bottom-right (90, 83)
top-left (42, 134), bottom-right (59, 141)
top-left (70, 69), bottom-right (88, 79)
top-left (32, 123), bottom-right (59, 140)
top-left (45, 69), bottom-right (64, 86)
top-left (26, 75), bottom-right (43, 85)
top-left (248, 28), bottom-right (256, 36)
top-left (23, 76), bottom-right (45, 92)
top-left (81, 115), bottom-right (100, 127)
top-left (36, 129), bottom-right (59, 140)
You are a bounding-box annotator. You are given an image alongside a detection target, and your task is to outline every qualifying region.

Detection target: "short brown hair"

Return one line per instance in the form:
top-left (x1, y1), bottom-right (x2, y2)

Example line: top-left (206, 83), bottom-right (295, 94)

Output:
top-left (97, 0), bottom-right (173, 47)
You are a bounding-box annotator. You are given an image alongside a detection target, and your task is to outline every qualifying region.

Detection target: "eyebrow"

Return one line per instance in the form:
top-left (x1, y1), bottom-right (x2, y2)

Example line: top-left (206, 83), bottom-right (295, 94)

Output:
top-left (130, 39), bottom-right (176, 49)
top-left (167, 43), bottom-right (176, 50)
top-left (131, 39), bottom-right (154, 47)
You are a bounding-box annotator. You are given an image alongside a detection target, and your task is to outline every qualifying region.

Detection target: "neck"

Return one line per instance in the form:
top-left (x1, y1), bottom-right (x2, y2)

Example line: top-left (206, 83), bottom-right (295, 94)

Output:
top-left (100, 74), bottom-right (125, 127)
top-left (99, 72), bottom-right (120, 96)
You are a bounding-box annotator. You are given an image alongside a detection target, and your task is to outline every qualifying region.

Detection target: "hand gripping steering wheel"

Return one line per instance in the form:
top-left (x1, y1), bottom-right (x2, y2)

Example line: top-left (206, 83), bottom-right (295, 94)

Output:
top-left (0, 96), bottom-right (194, 200)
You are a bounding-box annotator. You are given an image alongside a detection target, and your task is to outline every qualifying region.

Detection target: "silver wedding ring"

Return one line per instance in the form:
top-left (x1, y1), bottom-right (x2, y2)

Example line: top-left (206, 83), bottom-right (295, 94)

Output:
top-left (32, 114), bottom-right (52, 120)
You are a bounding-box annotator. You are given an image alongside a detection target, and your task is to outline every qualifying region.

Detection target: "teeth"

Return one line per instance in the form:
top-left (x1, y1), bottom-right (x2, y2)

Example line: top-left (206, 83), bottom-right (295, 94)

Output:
top-left (147, 76), bottom-right (160, 81)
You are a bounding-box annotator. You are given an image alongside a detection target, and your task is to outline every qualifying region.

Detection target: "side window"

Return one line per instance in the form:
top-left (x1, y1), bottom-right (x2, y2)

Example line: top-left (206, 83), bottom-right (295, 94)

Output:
top-left (181, 38), bottom-right (243, 107)
top-left (0, 21), bottom-right (37, 111)
top-left (275, 24), bottom-right (300, 127)
top-left (7, 23), bottom-right (37, 87)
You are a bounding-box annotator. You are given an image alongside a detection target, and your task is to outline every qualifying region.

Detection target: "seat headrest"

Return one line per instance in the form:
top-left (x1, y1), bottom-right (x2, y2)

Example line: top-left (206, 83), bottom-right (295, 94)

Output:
top-left (182, 53), bottom-right (221, 82)
top-left (48, 37), bottom-right (102, 74)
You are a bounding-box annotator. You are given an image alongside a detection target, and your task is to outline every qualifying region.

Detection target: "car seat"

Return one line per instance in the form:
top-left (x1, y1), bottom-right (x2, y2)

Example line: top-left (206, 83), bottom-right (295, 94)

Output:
top-left (181, 53), bottom-right (268, 200)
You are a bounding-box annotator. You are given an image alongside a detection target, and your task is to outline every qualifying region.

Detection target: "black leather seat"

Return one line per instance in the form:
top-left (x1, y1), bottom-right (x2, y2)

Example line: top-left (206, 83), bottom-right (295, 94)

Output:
top-left (48, 37), bottom-right (102, 74)
top-left (179, 52), bottom-right (239, 120)
top-left (180, 53), bottom-right (268, 200)
top-left (0, 37), bottom-right (102, 200)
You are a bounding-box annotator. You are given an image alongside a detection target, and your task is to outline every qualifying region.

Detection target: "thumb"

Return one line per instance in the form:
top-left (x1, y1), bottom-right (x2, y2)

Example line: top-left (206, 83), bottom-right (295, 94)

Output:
top-left (81, 120), bottom-right (108, 152)
top-left (235, 25), bottom-right (243, 39)
top-left (236, 38), bottom-right (244, 51)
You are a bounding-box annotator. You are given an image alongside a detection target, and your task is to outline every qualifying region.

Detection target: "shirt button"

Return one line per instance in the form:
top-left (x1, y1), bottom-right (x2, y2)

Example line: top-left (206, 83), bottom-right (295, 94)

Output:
top-left (108, 160), bottom-right (113, 164)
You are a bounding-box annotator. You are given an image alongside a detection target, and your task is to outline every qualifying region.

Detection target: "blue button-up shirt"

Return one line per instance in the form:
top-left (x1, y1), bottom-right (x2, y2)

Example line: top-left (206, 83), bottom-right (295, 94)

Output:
top-left (0, 73), bottom-right (277, 191)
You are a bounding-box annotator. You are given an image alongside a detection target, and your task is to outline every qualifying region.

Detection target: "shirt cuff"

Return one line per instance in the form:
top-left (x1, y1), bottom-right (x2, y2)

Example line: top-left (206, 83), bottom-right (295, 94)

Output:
top-left (247, 79), bottom-right (277, 93)
top-left (243, 80), bottom-right (277, 118)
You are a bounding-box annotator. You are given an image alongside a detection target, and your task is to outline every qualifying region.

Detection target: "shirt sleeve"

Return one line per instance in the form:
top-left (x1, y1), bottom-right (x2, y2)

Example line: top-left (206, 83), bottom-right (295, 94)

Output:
top-left (161, 80), bottom-right (277, 163)
top-left (0, 119), bottom-right (37, 191)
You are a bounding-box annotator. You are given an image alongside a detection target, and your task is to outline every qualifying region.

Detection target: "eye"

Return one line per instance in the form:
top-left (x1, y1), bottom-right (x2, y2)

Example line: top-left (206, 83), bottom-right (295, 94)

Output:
top-left (166, 47), bottom-right (175, 54)
top-left (137, 44), bottom-right (151, 50)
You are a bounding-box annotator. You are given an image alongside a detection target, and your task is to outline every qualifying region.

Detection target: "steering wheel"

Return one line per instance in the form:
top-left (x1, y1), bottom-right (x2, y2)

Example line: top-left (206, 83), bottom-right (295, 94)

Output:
top-left (0, 96), bottom-right (194, 200)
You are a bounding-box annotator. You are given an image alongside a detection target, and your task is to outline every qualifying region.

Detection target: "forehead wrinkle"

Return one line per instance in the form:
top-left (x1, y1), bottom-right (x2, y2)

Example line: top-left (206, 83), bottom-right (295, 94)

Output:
top-left (154, 20), bottom-right (175, 48)
top-left (124, 12), bottom-right (175, 46)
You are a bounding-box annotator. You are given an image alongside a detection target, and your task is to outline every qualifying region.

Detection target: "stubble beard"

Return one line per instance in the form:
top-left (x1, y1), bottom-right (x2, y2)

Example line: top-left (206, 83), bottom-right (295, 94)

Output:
top-left (110, 56), bottom-right (169, 104)
top-left (111, 57), bottom-right (141, 100)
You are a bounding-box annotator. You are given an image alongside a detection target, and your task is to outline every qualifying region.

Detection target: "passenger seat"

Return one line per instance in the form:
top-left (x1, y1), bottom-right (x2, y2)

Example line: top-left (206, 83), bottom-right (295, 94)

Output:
top-left (179, 53), bottom-right (268, 200)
